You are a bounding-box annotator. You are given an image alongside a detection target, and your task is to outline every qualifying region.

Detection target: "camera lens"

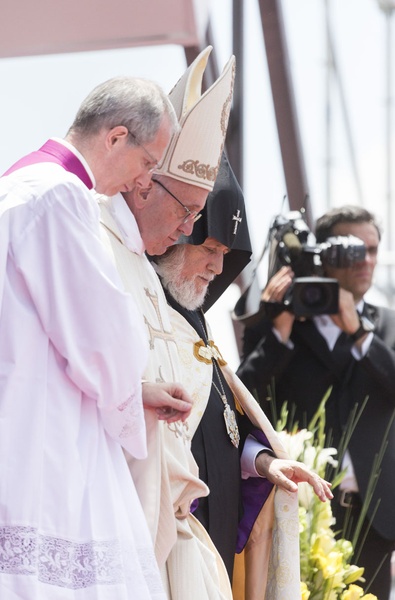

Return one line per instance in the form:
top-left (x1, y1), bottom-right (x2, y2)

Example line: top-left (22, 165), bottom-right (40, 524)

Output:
top-left (300, 284), bottom-right (326, 307)
top-left (291, 277), bottom-right (339, 317)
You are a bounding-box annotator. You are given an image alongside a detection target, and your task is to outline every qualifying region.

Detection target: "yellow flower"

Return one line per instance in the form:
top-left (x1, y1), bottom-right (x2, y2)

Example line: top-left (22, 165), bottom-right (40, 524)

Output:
top-left (320, 551), bottom-right (345, 587)
top-left (341, 585), bottom-right (377, 600)
top-left (343, 565), bottom-right (364, 585)
top-left (335, 539), bottom-right (353, 562)
top-left (315, 499), bottom-right (336, 532)
top-left (278, 401), bottom-right (376, 599)
top-left (311, 532), bottom-right (335, 557)
top-left (300, 581), bottom-right (311, 600)
top-left (341, 584), bottom-right (364, 599)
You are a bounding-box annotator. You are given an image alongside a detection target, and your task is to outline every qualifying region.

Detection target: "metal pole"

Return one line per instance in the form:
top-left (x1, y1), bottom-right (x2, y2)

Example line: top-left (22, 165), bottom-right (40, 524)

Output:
top-left (324, 0), bottom-right (332, 210)
top-left (385, 10), bottom-right (393, 301)
top-left (375, 2), bottom-right (395, 303)
top-left (258, 0), bottom-right (312, 227)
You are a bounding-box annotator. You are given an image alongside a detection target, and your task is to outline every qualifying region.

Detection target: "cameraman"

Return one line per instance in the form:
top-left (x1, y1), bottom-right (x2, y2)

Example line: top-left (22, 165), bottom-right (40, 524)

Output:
top-left (237, 205), bottom-right (395, 599)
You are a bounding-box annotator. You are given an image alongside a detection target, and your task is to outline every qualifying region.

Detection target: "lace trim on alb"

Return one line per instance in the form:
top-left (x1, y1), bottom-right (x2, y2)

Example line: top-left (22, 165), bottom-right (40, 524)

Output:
top-left (117, 391), bottom-right (145, 440)
top-left (0, 525), bottom-right (160, 591)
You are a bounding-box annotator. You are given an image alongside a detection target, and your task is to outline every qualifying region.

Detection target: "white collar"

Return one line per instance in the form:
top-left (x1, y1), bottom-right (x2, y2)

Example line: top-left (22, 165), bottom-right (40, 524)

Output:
top-left (107, 193), bottom-right (145, 255)
top-left (314, 298), bottom-right (365, 326)
top-left (355, 299), bottom-right (364, 314)
top-left (313, 298), bottom-right (365, 350)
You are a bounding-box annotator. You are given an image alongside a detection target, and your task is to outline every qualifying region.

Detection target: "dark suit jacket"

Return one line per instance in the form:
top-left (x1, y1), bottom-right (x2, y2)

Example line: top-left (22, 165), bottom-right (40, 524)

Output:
top-left (237, 303), bottom-right (395, 541)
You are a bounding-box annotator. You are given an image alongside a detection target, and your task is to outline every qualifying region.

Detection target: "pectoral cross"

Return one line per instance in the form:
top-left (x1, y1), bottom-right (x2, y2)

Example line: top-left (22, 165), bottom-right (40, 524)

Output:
top-left (232, 209), bottom-right (242, 235)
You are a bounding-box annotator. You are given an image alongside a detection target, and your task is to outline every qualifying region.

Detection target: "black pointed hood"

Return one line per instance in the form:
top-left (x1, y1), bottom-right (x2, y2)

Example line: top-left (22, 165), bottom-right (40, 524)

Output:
top-left (177, 153), bottom-right (252, 311)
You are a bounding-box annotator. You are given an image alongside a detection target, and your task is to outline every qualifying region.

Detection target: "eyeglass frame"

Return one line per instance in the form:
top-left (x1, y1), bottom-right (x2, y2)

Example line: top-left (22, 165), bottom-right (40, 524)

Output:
top-left (126, 129), bottom-right (159, 173)
top-left (151, 178), bottom-right (202, 224)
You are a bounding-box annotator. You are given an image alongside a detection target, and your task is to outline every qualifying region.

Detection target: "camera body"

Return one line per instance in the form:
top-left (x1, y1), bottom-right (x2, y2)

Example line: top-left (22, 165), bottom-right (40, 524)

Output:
top-left (267, 211), bottom-right (366, 317)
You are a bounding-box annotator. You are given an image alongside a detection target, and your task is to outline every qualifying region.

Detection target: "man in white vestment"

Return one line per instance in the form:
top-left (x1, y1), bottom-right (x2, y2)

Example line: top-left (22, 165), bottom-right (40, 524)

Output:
top-left (98, 47), bottom-right (236, 600)
top-left (98, 49), bottom-right (332, 600)
top-left (0, 76), bottom-right (193, 600)
top-left (154, 153), bottom-right (334, 600)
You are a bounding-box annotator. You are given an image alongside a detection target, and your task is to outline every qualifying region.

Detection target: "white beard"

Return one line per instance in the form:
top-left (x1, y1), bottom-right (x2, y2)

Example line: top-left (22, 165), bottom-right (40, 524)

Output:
top-left (155, 246), bottom-right (210, 310)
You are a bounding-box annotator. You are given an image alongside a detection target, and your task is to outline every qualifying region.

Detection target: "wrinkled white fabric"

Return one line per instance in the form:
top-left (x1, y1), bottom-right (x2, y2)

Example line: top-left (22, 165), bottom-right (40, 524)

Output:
top-left (98, 192), bottom-right (233, 600)
top-left (166, 305), bottom-right (302, 600)
top-left (0, 163), bottom-right (165, 599)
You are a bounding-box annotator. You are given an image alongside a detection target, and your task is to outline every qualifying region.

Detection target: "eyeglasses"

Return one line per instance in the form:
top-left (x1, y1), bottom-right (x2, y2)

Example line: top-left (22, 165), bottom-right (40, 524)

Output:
top-left (126, 130), bottom-right (159, 173)
top-left (152, 179), bottom-right (202, 224)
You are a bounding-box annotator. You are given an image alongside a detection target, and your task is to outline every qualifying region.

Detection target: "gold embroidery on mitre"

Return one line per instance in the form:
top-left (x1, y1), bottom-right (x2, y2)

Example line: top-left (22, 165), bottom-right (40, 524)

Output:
top-left (214, 63), bottom-right (235, 171)
top-left (193, 339), bottom-right (227, 366)
top-left (220, 76), bottom-right (234, 137)
top-left (177, 160), bottom-right (218, 182)
top-left (177, 64), bottom-right (235, 183)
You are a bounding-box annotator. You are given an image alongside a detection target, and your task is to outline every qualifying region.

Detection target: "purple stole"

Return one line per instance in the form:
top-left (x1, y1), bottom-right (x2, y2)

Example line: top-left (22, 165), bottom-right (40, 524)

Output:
top-left (3, 139), bottom-right (93, 189)
top-left (236, 429), bottom-right (274, 552)
top-left (192, 427), bottom-right (274, 553)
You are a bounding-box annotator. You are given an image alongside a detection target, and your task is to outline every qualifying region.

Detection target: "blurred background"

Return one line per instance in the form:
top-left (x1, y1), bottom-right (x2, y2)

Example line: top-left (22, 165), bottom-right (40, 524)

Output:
top-left (0, 0), bottom-right (394, 371)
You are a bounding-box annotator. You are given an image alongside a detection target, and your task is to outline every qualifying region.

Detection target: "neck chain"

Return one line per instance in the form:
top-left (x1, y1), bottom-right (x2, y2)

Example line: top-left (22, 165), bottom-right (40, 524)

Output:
top-left (196, 312), bottom-right (240, 448)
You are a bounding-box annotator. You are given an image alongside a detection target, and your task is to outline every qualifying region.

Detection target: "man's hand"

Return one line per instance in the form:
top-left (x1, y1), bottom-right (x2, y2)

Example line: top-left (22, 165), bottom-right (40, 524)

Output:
top-left (330, 288), bottom-right (360, 335)
top-left (255, 453), bottom-right (333, 502)
top-left (142, 382), bottom-right (193, 423)
top-left (262, 266), bottom-right (295, 342)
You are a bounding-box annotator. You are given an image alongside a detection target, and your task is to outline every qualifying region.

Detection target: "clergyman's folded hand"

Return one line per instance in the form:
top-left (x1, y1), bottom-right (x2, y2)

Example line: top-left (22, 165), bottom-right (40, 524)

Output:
top-left (142, 381), bottom-right (193, 423)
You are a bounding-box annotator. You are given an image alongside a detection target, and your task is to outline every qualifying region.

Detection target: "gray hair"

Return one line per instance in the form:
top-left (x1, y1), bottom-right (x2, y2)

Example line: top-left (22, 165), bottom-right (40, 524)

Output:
top-left (68, 76), bottom-right (179, 144)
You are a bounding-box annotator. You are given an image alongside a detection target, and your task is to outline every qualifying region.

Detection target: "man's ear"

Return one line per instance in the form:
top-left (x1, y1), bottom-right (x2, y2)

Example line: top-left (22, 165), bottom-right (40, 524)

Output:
top-left (133, 185), bottom-right (152, 209)
top-left (106, 125), bottom-right (128, 149)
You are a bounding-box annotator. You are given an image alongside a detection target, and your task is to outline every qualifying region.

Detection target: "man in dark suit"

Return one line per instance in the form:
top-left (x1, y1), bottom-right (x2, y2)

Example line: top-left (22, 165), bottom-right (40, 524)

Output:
top-left (237, 205), bottom-right (395, 599)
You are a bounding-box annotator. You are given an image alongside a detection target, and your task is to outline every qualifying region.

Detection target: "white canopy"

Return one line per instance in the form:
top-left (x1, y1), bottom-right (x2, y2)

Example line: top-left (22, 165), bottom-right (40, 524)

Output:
top-left (0, 0), bottom-right (208, 58)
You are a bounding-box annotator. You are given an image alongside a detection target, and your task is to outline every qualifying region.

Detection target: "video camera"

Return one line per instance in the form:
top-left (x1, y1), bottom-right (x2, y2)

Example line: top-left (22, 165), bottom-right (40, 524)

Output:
top-left (267, 210), bottom-right (366, 317)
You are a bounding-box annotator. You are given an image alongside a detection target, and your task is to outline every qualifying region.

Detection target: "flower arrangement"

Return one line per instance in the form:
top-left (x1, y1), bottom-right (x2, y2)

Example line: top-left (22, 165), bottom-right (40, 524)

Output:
top-left (275, 396), bottom-right (378, 600)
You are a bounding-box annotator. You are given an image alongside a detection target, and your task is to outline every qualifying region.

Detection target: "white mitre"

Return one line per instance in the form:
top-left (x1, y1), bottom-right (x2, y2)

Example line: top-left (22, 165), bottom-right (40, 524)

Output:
top-left (155, 45), bottom-right (236, 191)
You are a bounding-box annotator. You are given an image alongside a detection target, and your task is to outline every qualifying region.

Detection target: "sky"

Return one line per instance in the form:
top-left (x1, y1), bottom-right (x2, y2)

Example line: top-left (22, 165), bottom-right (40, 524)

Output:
top-left (0, 0), bottom-right (393, 369)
